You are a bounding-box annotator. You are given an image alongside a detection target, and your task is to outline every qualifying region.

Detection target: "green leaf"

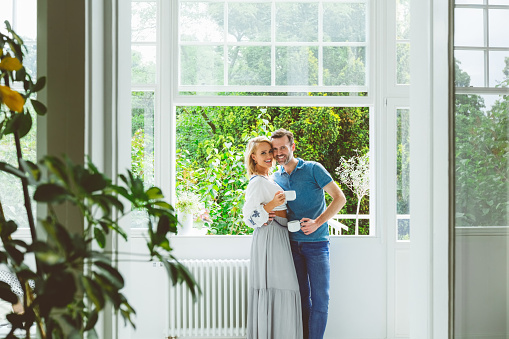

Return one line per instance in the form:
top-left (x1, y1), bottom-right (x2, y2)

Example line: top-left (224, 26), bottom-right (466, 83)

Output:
top-left (31, 241), bottom-right (64, 265)
top-left (156, 215), bottom-right (170, 239)
top-left (4, 111), bottom-right (32, 138)
top-left (82, 276), bottom-right (105, 310)
top-left (81, 173), bottom-right (108, 193)
top-left (14, 66), bottom-right (26, 81)
top-left (19, 159), bottom-right (41, 183)
top-left (34, 183), bottom-right (69, 203)
top-left (4, 244), bottom-right (23, 266)
top-left (0, 281), bottom-right (18, 304)
top-left (0, 252), bottom-right (7, 264)
top-left (31, 76), bottom-right (46, 92)
top-left (0, 161), bottom-right (25, 179)
top-left (30, 99), bottom-right (47, 115)
top-left (42, 156), bottom-right (70, 185)
top-left (84, 311), bottom-right (100, 333)
top-left (0, 220), bottom-right (18, 238)
top-left (146, 187), bottom-right (164, 200)
top-left (40, 219), bottom-right (73, 254)
top-left (94, 261), bottom-right (124, 290)
top-left (153, 200), bottom-right (173, 210)
top-left (94, 227), bottom-right (106, 248)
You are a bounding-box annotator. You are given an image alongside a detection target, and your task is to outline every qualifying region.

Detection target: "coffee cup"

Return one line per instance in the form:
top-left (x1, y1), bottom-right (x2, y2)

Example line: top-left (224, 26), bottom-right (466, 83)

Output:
top-left (287, 220), bottom-right (301, 232)
top-left (284, 190), bottom-right (296, 201)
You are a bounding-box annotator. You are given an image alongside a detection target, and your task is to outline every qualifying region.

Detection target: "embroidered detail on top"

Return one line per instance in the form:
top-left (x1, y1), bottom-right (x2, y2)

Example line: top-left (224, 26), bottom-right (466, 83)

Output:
top-left (252, 210), bottom-right (260, 218)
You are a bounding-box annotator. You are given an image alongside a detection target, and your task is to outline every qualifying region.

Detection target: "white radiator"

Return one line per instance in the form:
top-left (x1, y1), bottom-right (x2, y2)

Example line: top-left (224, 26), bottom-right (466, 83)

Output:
top-left (168, 259), bottom-right (250, 338)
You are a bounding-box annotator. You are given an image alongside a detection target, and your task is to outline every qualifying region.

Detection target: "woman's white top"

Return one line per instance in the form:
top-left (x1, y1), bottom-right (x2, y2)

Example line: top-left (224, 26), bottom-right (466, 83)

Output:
top-left (243, 175), bottom-right (287, 229)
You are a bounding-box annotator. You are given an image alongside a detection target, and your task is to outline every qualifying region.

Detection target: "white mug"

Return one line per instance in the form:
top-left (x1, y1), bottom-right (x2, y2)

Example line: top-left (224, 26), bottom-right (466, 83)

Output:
top-left (287, 220), bottom-right (301, 232)
top-left (284, 190), bottom-right (296, 201)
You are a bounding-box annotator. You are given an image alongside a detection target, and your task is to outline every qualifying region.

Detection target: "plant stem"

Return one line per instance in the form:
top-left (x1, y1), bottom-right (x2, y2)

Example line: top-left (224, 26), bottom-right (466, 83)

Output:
top-left (355, 196), bottom-right (361, 235)
top-left (14, 131), bottom-right (41, 273)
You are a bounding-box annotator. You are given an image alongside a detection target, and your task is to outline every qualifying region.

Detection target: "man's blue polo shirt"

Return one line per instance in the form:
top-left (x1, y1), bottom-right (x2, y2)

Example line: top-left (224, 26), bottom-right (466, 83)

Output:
top-left (273, 158), bottom-right (333, 242)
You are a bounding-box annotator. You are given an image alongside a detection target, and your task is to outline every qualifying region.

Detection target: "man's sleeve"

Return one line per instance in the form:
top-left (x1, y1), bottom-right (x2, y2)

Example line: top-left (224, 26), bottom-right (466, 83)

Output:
top-left (313, 162), bottom-right (333, 188)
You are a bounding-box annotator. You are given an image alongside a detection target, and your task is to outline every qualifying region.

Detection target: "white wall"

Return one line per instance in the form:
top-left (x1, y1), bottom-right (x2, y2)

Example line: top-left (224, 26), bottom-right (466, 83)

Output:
top-left (126, 233), bottom-right (391, 339)
top-left (454, 228), bottom-right (509, 339)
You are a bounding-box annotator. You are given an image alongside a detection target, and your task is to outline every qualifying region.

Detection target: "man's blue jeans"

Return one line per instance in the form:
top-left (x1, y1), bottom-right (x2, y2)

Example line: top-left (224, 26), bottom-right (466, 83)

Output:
top-left (290, 241), bottom-right (330, 339)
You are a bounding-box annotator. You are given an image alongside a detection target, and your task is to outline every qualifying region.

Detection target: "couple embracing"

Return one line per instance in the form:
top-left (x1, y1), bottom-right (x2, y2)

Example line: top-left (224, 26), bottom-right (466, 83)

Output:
top-left (243, 129), bottom-right (347, 339)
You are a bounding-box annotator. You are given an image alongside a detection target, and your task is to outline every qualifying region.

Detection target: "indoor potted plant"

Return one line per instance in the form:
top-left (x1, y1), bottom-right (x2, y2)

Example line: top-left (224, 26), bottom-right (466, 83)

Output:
top-left (175, 191), bottom-right (201, 235)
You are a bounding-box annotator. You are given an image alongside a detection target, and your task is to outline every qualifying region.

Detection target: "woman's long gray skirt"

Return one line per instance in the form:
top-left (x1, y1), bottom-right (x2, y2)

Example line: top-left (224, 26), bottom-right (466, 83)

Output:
top-left (247, 216), bottom-right (303, 339)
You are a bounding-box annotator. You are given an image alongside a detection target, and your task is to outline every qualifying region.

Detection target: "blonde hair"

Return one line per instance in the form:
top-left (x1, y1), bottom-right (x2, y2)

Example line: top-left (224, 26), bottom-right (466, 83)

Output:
top-left (244, 136), bottom-right (272, 176)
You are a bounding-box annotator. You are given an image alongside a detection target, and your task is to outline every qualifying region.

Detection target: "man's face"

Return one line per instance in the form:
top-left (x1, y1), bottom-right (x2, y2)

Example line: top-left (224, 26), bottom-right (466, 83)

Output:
top-left (271, 136), bottom-right (294, 165)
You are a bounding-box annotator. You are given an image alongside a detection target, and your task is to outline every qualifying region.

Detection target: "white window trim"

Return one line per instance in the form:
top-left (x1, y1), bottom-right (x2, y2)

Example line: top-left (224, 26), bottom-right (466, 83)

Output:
top-left (126, 0), bottom-right (413, 241)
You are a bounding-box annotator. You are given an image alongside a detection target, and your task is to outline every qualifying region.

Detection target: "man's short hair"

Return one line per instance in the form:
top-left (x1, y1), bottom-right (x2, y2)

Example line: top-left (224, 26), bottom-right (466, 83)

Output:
top-left (270, 128), bottom-right (294, 145)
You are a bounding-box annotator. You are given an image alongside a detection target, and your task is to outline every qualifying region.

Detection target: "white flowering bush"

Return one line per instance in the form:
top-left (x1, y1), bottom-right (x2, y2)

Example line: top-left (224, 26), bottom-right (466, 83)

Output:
top-left (336, 152), bottom-right (370, 233)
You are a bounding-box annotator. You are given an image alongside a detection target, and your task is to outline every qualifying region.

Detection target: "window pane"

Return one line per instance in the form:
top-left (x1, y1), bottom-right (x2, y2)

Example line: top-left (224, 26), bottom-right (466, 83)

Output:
top-left (323, 47), bottom-right (366, 86)
top-left (396, 0), bottom-right (410, 40)
top-left (489, 0), bottom-right (509, 4)
top-left (397, 108), bottom-right (410, 241)
top-left (489, 9), bottom-right (509, 48)
top-left (131, 91), bottom-right (155, 228)
top-left (455, 8), bottom-right (484, 47)
top-left (229, 46), bottom-right (271, 86)
top-left (455, 94), bottom-right (508, 227)
top-left (180, 46), bottom-right (224, 86)
top-left (131, 1), bottom-right (157, 42)
top-left (0, 1), bottom-right (13, 30)
top-left (176, 105), bottom-right (370, 236)
top-left (23, 43), bottom-right (37, 79)
top-left (276, 46), bottom-right (318, 86)
top-left (397, 43), bottom-right (410, 85)
top-left (0, 111), bottom-right (37, 228)
top-left (454, 51), bottom-right (485, 87)
top-left (323, 3), bottom-right (366, 42)
top-left (276, 2), bottom-right (318, 42)
top-left (132, 45), bottom-right (157, 84)
top-left (15, 0), bottom-right (37, 41)
top-left (489, 51), bottom-right (509, 87)
top-left (180, 2), bottom-right (224, 42)
top-left (228, 2), bottom-right (271, 42)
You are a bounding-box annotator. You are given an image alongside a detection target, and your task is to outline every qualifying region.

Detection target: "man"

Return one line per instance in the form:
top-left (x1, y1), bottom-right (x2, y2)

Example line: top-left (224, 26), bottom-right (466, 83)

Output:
top-left (270, 129), bottom-right (346, 339)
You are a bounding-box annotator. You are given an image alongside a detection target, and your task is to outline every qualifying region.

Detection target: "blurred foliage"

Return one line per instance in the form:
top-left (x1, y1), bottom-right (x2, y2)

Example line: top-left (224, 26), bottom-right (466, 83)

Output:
top-left (454, 58), bottom-right (509, 226)
top-left (0, 21), bottom-right (197, 338)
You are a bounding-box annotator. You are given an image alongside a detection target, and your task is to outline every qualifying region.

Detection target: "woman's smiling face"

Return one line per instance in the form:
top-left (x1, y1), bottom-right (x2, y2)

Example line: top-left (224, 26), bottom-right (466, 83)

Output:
top-left (252, 141), bottom-right (274, 171)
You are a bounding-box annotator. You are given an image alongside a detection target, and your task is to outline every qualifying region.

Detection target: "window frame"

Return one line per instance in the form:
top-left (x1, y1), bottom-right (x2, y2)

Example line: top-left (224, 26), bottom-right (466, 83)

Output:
top-left (127, 0), bottom-right (411, 238)
top-left (454, 1), bottom-right (509, 94)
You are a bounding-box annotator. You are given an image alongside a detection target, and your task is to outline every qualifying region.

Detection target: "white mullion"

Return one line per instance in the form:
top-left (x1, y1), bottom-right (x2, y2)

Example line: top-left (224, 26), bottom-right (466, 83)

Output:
top-left (172, 93), bottom-right (373, 107)
top-left (224, 2), bottom-right (228, 86)
top-left (455, 86), bottom-right (509, 95)
top-left (175, 0), bottom-right (181, 98)
top-left (12, 0), bottom-right (17, 32)
top-left (455, 46), bottom-right (509, 51)
top-left (271, 0), bottom-right (276, 86)
top-left (131, 41), bottom-right (157, 46)
top-left (484, 5), bottom-right (489, 87)
top-left (318, 1), bottom-right (323, 86)
top-left (178, 41), bottom-right (367, 47)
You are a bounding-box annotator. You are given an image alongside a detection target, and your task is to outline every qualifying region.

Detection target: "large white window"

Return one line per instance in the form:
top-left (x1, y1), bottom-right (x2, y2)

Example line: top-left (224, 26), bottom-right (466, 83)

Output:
top-left (129, 0), bottom-right (411, 238)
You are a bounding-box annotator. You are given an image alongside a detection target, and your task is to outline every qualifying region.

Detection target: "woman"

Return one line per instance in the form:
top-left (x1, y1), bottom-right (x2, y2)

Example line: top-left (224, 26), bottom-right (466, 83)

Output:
top-left (243, 136), bottom-right (302, 339)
